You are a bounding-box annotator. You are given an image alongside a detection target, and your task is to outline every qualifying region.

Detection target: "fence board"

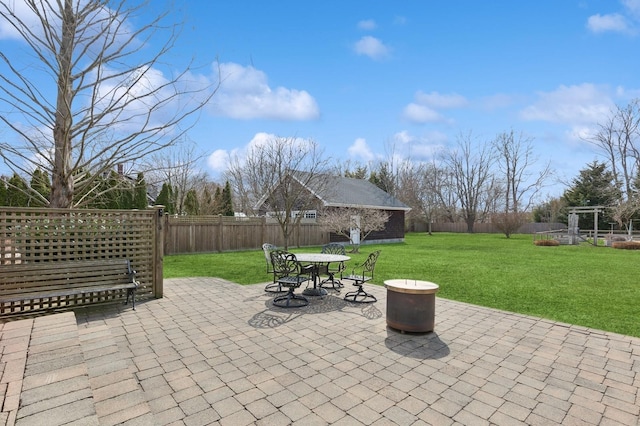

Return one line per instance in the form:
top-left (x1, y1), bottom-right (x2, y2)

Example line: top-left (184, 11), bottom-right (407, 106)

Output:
top-left (163, 216), bottom-right (328, 254)
top-left (163, 216), bottom-right (567, 254)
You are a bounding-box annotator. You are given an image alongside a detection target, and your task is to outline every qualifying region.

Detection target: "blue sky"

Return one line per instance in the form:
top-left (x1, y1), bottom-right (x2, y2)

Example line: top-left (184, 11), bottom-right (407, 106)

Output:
top-left (2, 1), bottom-right (640, 198)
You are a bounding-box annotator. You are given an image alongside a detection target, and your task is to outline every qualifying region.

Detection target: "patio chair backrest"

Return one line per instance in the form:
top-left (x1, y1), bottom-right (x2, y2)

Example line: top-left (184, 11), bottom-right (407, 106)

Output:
top-left (360, 250), bottom-right (381, 277)
top-left (262, 243), bottom-right (277, 272)
top-left (270, 250), bottom-right (299, 276)
top-left (321, 243), bottom-right (346, 255)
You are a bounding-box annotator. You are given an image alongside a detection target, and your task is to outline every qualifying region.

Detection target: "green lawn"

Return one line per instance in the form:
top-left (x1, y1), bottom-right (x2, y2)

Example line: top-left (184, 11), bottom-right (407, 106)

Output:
top-left (164, 233), bottom-right (640, 338)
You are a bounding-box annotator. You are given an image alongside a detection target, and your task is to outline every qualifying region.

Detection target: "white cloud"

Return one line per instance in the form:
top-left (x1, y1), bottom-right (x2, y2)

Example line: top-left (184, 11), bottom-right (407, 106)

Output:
top-left (403, 103), bottom-right (446, 124)
top-left (587, 13), bottom-right (630, 33)
top-left (520, 84), bottom-right (613, 124)
top-left (624, 0), bottom-right (640, 17)
top-left (414, 91), bottom-right (468, 109)
top-left (353, 36), bottom-right (390, 60)
top-left (520, 84), bottom-right (616, 141)
top-left (0, 2), bottom-right (141, 52)
top-left (586, 0), bottom-right (640, 34)
top-left (393, 130), bottom-right (413, 144)
top-left (246, 132), bottom-right (279, 149)
top-left (209, 63), bottom-right (320, 120)
top-left (480, 93), bottom-right (515, 110)
top-left (391, 130), bottom-right (446, 160)
top-left (206, 132), bottom-right (316, 174)
top-left (357, 19), bottom-right (376, 30)
top-left (348, 138), bottom-right (375, 162)
top-left (402, 91), bottom-right (468, 124)
top-left (0, 3), bottom-right (40, 39)
top-left (207, 149), bottom-right (231, 173)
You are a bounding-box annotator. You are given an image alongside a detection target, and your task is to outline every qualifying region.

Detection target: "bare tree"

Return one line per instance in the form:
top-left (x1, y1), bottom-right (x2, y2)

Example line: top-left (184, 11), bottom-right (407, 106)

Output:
top-left (442, 132), bottom-right (498, 233)
top-left (317, 207), bottom-right (390, 252)
top-left (0, 0), bottom-right (216, 207)
top-left (590, 99), bottom-right (640, 201)
top-left (428, 163), bottom-right (460, 223)
top-left (492, 129), bottom-right (552, 237)
top-left (493, 129), bottom-right (552, 213)
top-left (587, 99), bottom-right (640, 231)
top-left (492, 212), bottom-right (531, 238)
top-left (396, 161), bottom-right (440, 234)
top-left (225, 136), bottom-right (331, 250)
top-left (143, 140), bottom-right (210, 215)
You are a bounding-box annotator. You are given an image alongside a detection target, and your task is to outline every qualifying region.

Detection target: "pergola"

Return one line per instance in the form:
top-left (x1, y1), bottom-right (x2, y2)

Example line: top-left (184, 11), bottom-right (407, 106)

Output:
top-left (567, 206), bottom-right (605, 246)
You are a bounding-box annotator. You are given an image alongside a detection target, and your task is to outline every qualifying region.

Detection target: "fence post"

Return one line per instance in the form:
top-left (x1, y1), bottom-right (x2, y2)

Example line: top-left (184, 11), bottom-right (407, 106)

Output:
top-left (214, 214), bottom-right (221, 252)
top-left (153, 205), bottom-right (164, 298)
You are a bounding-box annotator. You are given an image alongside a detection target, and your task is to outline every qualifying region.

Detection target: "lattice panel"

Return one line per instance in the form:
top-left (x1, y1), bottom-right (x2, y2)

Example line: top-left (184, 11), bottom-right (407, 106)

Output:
top-left (0, 207), bottom-right (159, 316)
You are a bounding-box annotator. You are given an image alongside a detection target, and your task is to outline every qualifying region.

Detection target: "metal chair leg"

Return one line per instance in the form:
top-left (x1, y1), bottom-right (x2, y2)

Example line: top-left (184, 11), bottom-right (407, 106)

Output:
top-left (273, 289), bottom-right (309, 308)
top-left (343, 282), bottom-right (376, 303)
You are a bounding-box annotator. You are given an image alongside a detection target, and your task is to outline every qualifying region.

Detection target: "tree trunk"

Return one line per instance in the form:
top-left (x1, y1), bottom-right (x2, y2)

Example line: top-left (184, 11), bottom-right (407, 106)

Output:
top-left (466, 217), bottom-right (475, 233)
top-left (50, 0), bottom-right (75, 208)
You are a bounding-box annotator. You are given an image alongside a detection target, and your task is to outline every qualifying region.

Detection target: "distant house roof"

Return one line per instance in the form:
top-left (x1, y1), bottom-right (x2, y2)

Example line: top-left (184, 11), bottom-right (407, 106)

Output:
top-left (294, 173), bottom-right (411, 211)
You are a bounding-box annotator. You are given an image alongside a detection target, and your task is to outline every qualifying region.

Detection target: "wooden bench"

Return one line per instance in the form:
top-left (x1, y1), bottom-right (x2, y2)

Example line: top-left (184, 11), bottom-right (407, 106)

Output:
top-left (0, 258), bottom-right (139, 316)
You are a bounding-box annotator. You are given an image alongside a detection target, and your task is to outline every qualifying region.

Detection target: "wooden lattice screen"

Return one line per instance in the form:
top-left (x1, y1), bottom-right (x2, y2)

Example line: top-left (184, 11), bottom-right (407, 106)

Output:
top-left (0, 207), bottom-right (162, 316)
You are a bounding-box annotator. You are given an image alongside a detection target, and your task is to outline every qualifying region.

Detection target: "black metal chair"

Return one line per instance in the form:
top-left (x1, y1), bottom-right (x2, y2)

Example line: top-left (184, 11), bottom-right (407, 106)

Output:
top-left (319, 243), bottom-right (346, 290)
top-left (263, 243), bottom-right (283, 293)
top-left (342, 250), bottom-right (380, 303)
top-left (271, 251), bottom-right (313, 308)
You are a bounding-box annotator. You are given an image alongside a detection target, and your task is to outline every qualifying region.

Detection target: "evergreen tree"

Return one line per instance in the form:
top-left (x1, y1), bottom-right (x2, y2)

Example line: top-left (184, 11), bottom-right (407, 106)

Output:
top-left (29, 168), bottom-right (50, 206)
top-left (368, 171), bottom-right (381, 190)
top-left (532, 197), bottom-right (566, 224)
top-left (345, 166), bottom-right (368, 179)
top-left (201, 186), bottom-right (214, 215)
top-left (212, 187), bottom-right (223, 215)
top-left (0, 178), bottom-right (7, 206)
top-left (104, 171), bottom-right (130, 209)
top-left (7, 173), bottom-right (29, 207)
top-left (87, 172), bottom-right (110, 209)
top-left (156, 183), bottom-right (175, 214)
top-left (133, 172), bottom-right (148, 209)
top-left (221, 181), bottom-right (234, 216)
top-left (563, 161), bottom-right (619, 229)
top-left (184, 189), bottom-right (199, 215)
top-left (369, 163), bottom-right (395, 194)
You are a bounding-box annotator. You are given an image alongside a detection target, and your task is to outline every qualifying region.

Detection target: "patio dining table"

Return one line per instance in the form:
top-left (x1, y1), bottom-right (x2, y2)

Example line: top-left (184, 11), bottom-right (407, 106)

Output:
top-left (295, 253), bottom-right (350, 296)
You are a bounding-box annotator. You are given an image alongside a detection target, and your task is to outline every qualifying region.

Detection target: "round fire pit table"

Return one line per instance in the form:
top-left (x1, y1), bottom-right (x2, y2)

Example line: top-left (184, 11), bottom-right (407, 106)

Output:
top-left (384, 279), bottom-right (439, 333)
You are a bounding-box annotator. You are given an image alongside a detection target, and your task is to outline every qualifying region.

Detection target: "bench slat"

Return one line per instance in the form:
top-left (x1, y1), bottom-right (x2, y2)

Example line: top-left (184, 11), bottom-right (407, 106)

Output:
top-left (0, 258), bottom-right (138, 313)
top-left (2, 284), bottom-right (136, 303)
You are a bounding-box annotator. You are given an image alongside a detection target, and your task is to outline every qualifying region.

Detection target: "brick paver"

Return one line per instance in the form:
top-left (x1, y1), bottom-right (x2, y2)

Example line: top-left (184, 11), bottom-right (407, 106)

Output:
top-left (1, 277), bottom-right (639, 425)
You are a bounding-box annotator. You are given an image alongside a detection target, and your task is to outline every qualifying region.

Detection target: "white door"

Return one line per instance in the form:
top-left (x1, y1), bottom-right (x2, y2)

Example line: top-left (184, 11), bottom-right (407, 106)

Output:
top-left (350, 215), bottom-right (361, 245)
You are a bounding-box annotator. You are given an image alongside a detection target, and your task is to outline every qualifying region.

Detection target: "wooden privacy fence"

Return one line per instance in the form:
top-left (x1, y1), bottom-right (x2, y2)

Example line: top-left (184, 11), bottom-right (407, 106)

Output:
top-left (163, 215), bottom-right (329, 254)
top-left (427, 222), bottom-right (566, 234)
top-left (0, 206), bottom-right (164, 316)
top-left (164, 216), bottom-right (568, 255)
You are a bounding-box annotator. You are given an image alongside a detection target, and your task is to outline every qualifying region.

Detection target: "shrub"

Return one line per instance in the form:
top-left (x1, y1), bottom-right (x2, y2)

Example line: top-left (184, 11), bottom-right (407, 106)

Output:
top-left (612, 241), bottom-right (640, 250)
top-left (534, 239), bottom-right (560, 246)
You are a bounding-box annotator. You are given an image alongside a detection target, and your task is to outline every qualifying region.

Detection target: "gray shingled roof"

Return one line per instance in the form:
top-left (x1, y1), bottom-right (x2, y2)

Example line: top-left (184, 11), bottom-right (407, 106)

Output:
top-left (296, 173), bottom-right (411, 211)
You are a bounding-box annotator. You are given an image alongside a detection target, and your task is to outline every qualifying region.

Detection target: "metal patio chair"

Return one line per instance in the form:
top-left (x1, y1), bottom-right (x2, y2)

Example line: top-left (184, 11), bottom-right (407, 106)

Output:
top-left (271, 251), bottom-right (314, 308)
top-left (319, 243), bottom-right (346, 290)
top-left (263, 243), bottom-right (284, 293)
top-left (342, 250), bottom-right (380, 303)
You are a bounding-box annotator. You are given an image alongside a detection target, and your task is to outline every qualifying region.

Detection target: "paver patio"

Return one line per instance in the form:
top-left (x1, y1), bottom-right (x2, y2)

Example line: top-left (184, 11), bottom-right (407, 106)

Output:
top-left (1, 277), bottom-right (639, 425)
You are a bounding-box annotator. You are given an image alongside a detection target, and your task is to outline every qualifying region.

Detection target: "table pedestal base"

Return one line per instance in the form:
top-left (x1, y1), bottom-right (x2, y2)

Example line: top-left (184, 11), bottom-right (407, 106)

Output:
top-left (302, 287), bottom-right (327, 296)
